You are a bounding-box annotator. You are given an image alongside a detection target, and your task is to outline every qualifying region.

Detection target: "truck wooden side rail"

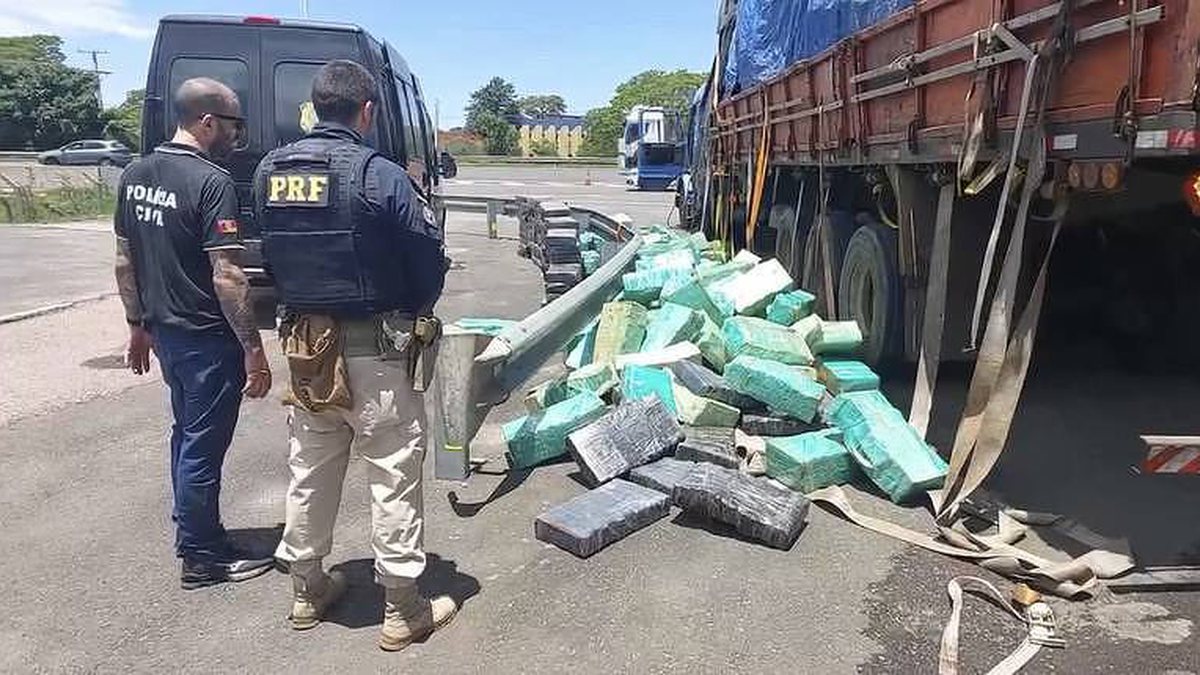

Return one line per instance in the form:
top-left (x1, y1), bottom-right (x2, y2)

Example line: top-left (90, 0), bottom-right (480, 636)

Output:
top-left (700, 0), bottom-right (1200, 369)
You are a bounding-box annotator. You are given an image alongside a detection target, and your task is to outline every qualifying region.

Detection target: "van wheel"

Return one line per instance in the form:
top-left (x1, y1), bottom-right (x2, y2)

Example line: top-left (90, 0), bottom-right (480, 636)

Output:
top-left (837, 219), bottom-right (902, 366)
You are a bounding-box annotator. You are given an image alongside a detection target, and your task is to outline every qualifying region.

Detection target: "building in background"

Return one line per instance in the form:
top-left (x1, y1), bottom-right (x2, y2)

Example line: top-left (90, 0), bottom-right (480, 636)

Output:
top-left (511, 113), bottom-right (585, 158)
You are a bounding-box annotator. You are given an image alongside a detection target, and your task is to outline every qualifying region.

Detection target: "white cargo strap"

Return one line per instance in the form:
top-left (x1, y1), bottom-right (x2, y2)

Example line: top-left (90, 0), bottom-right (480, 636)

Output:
top-left (808, 486), bottom-right (1133, 598)
top-left (965, 52), bottom-right (1041, 350)
top-left (938, 576), bottom-right (1044, 675)
top-left (909, 181), bottom-right (955, 438)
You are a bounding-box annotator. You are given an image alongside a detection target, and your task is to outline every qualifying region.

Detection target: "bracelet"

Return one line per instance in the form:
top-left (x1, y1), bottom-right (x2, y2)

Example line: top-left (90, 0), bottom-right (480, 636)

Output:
top-left (126, 317), bottom-right (144, 327)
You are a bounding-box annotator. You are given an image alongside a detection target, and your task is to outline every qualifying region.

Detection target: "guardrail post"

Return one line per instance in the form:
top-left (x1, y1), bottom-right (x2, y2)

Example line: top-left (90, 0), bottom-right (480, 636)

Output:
top-left (428, 326), bottom-right (494, 481)
top-left (486, 200), bottom-right (499, 239)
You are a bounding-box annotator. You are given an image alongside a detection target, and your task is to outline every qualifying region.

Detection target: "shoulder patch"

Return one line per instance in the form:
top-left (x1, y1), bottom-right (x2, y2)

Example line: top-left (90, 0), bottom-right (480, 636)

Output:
top-left (264, 171), bottom-right (332, 208)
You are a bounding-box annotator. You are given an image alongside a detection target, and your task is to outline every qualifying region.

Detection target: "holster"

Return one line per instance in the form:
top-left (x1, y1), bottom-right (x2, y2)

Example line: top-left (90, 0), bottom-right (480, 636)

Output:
top-left (281, 314), bottom-right (352, 412)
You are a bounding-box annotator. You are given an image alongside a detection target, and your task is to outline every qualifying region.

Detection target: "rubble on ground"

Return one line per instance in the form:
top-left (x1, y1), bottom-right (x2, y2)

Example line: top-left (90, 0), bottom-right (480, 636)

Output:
top-left (483, 225), bottom-right (947, 557)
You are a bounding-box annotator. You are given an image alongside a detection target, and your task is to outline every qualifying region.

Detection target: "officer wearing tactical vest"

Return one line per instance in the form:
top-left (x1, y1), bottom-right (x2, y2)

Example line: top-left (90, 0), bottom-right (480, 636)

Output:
top-left (254, 60), bottom-right (452, 651)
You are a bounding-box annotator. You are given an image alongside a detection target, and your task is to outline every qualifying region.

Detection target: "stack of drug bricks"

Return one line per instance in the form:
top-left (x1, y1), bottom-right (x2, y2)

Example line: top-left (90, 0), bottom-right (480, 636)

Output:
top-left (488, 226), bottom-right (948, 558)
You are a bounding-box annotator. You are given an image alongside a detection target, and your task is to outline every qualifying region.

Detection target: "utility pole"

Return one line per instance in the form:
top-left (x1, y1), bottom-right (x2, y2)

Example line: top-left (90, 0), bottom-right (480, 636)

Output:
top-left (77, 49), bottom-right (111, 104)
top-left (434, 99), bottom-right (441, 148)
top-left (300, 0), bottom-right (310, 17)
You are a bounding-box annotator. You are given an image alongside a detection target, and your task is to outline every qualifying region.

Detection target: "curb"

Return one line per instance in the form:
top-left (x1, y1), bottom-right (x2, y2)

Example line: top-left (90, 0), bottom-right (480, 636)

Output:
top-left (0, 293), bottom-right (116, 325)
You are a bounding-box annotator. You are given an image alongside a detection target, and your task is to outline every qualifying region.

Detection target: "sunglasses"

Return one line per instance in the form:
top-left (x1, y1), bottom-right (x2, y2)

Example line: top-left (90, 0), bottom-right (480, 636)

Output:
top-left (205, 112), bottom-right (248, 149)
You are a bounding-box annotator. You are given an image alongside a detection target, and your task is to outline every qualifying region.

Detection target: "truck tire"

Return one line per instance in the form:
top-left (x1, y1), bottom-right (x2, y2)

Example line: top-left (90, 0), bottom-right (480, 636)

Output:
top-left (837, 220), bottom-right (902, 365)
top-left (800, 209), bottom-right (856, 314)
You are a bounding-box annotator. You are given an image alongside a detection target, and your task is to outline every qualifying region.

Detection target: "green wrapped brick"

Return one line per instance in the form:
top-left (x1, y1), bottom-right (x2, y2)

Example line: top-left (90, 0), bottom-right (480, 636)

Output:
top-left (635, 247), bottom-right (696, 273)
top-left (622, 267), bottom-right (693, 305)
top-left (566, 362), bottom-right (620, 398)
top-left (766, 429), bottom-right (859, 493)
top-left (694, 314), bottom-right (729, 373)
top-left (792, 314), bottom-right (823, 346)
top-left (620, 364), bottom-right (678, 415)
top-left (453, 317), bottom-right (518, 336)
top-left (593, 302), bottom-right (648, 364)
top-left (642, 303), bottom-right (704, 351)
top-left (696, 258), bottom-right (755, 284)
top-left (812, 320), bottom-right (864, 355)
top-left (504, 391), bottom-right (608, 469)
top-left (766, 290), bottom-right (816, 326)
top-left (671, 377), bottom-right (741, 427)
top-left (722, 316), bottom-right (815, 365)
top-left (565, 319), bottom-right (599, 370)
top-left (662, 276), bottom-right (723, 324)
top-left (826, 391), bottom-right (948, 503)
top-left (705, 259), bottom-right (795, 318)
top-left (579, 230), bottom-right (604, 251)
top-left (524, 378), bottom-right (574, 412)
top-left (614, 342), bottom-right (702, 370)
top-left (817, 359), bottom-right (880, 395)
top-left (732, 249), bottom-right (761, 266)
top-left (725, 355), bottom-right (827, 423)
top-left (581, 250), bottom-right (602, 275)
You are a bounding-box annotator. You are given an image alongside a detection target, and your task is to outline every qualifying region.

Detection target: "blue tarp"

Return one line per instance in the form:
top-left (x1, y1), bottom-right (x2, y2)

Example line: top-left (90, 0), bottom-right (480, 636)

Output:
top-left (723, 0), bottom-right (913, 96)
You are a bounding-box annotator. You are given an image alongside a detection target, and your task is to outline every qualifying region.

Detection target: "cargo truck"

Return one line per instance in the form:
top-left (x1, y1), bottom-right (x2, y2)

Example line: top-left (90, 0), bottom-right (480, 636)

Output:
top-left (686, 0), bottom-right (1200, 368)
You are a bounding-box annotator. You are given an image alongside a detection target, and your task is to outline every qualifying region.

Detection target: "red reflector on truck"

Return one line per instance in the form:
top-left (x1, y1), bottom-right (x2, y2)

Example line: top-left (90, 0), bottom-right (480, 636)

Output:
top-left (1169, 129), bottom-right (1197, 150)
top-left (243, 15), bottom-right (281, 24)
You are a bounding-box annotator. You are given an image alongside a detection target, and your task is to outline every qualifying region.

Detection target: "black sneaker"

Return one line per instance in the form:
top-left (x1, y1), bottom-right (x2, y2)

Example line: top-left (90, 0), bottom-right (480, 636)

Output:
top-left (180, 553), bottom-right (276, 590)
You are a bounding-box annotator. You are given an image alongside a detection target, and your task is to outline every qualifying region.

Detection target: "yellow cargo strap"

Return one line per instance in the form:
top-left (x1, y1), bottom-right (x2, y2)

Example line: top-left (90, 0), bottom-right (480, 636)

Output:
top-left (746, 92), bottom-right (772, 245)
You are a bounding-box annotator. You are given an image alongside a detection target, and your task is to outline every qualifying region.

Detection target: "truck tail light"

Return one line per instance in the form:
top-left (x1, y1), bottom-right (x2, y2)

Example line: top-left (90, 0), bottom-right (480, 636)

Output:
top-left (1183, 171), bottom-right (1200, 217)
top-left (243, 16), bottom-right (281, 24)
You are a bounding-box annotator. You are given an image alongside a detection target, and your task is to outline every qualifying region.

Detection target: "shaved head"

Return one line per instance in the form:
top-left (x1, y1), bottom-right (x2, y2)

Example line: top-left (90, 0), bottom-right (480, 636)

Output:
top-left (173, 77), bottom-right (240, 127)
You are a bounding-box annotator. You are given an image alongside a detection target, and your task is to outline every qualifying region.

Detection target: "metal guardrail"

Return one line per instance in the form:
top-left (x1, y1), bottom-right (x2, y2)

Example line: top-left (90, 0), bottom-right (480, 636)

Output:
top-left (454, 155), bottom-right (615, 167)
top-left (430, 195), bottom-right (638, 480)
top-left (0, 151), bottom-right (39, 163)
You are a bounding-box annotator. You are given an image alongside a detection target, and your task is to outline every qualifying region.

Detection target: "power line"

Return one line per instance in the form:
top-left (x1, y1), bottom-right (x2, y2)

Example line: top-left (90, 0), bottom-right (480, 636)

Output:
top-left (76, 49), bottom-right (111, 103)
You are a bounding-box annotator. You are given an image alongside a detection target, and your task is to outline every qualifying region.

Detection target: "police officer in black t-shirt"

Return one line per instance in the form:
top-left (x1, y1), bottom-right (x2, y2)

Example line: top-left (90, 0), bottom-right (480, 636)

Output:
top-left (114, 77), bottom-right (275, 589)
top-left (254, 60), bottom-right (453, 650)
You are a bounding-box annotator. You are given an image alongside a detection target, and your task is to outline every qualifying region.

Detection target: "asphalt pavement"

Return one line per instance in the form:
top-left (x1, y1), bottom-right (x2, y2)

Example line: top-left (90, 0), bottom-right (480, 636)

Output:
top-left (0, 165), bottom-right (1196, 673)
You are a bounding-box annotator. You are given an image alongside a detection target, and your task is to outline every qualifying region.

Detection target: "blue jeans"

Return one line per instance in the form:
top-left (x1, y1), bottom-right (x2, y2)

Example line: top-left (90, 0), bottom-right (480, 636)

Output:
top-left (152, 324), bottom-right (245, 561)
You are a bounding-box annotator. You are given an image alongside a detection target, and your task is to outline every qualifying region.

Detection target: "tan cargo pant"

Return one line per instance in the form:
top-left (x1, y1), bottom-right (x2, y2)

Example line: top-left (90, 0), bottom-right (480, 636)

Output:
top-left (274, 354), bottom-right (427, 587)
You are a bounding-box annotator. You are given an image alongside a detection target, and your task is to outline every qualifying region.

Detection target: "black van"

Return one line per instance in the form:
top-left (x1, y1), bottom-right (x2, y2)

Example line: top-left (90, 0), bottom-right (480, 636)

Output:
top-left (141, 14), bottom-right (445, 322)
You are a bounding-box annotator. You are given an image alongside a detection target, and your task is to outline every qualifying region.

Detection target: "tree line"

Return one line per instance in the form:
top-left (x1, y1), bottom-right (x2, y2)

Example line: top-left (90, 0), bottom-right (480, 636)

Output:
top-left (0, 35), bottom-right (142, 152)
top-left (462, 69), bottom-right (706, 157)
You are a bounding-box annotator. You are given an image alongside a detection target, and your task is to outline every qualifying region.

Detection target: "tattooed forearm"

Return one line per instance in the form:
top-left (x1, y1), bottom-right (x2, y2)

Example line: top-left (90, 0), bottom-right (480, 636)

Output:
top-left (114, 239), bottom-right (143, 322)
top-left (209, 249), bottom-right (264, 352)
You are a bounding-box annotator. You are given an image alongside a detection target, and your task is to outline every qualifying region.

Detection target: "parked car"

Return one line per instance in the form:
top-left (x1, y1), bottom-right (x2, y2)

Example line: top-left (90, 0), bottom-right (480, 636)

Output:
top-left (37, 140), bottom-right (133, 167)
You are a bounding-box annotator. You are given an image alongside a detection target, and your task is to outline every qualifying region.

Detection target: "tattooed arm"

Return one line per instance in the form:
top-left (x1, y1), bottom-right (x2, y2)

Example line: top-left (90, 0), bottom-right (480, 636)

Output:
top-left (115, 238), bottom-right (152, 375)
top-left (210, 249), bottom-right (272, 398)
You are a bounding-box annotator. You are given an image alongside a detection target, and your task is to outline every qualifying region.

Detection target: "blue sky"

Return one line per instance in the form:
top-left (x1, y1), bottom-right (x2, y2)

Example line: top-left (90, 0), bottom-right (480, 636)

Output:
top-left (0, 0), bottom-right (718, 127)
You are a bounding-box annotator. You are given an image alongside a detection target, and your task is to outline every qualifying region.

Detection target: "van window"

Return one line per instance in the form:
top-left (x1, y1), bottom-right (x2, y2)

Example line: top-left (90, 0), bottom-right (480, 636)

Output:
top-left (396, 80), bottom-right (422, 163)
top-left (274, 62), bottom-right (323, 146)
top-left (167, 57), bottom-right (250, 137)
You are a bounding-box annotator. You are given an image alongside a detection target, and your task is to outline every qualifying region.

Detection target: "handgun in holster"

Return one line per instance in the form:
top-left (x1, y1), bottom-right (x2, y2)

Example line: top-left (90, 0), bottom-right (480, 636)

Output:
top-left (408, 316), bottom-right (442, 391)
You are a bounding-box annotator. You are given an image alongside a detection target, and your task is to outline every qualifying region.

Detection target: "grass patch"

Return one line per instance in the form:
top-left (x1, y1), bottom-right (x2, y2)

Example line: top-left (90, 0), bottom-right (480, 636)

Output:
top-left (0, 183), bottom-right (116, 224)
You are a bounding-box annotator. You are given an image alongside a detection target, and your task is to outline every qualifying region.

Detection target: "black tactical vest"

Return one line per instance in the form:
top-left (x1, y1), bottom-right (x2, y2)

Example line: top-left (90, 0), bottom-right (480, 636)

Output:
top-left (257, 136), bottom-right (406, 317)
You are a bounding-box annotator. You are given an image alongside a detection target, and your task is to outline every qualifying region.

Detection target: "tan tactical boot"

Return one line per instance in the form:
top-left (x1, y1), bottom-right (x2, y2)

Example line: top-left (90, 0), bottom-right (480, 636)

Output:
top-left (288, 561), bottom-right (348, 631)
top-left (378, 583), bottom-right (458, 652)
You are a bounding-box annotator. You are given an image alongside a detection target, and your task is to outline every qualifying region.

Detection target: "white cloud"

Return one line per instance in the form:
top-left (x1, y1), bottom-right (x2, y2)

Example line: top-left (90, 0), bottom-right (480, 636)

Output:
top-left (0, 0), bottom-right (153, 39)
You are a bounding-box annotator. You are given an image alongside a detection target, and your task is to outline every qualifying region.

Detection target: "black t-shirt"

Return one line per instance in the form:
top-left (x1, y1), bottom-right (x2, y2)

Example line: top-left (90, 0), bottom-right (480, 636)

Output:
top-left (115, 143), bottom-right (243, 333)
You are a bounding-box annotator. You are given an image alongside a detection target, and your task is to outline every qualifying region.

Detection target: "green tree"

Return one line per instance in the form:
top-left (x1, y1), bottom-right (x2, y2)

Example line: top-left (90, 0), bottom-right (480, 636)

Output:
top-left (473, 111), bottom-right (519, 156)
top-left (529, 138), bottom-right (558, 157)
top-left (581, 69), bottom-right (705, 157)
top-left (0, 35), bottom-right (106, 150)
top-left (464, 77), bottom-right (518, 135)
top-left (519, 94), bottom-right (567, 117)
top-left (0, 35), bottom-right (65, 63)
top-left (104, 89), bottom-right (144, 152)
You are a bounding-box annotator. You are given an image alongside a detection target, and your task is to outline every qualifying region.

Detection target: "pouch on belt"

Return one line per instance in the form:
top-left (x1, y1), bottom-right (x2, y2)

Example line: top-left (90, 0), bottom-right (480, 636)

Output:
top-left (282, 314), bottom-right (352, 412)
